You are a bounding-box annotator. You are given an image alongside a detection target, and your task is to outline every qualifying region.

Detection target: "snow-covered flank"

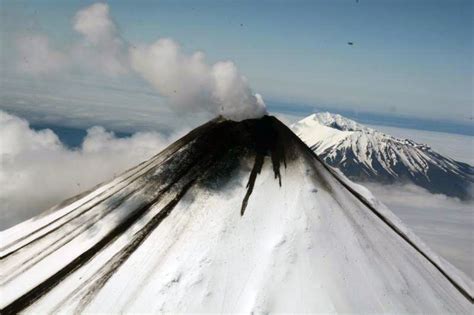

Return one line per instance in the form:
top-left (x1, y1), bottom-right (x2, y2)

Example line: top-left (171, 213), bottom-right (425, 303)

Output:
top-left (1, 116), bottom-right (472, 314)
top-left (292, 113), bottom-right (474, 200)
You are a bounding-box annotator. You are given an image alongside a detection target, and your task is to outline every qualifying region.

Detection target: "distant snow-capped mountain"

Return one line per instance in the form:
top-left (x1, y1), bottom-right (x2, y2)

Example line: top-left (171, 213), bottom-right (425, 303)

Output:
top-left (292, 112), bottom-right (473, 200)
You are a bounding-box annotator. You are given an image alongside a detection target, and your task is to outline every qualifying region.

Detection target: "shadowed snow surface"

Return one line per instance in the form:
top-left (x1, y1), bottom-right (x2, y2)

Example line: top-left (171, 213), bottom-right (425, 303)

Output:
top-left (0, 116), bottom-right (472, 314)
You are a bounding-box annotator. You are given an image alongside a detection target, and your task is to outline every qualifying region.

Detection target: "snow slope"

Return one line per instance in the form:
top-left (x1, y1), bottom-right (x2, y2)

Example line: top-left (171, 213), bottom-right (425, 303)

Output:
top-left (292, 113), bottom-right (474, 200)
top-left (1, 116), bottom-right (472, 313)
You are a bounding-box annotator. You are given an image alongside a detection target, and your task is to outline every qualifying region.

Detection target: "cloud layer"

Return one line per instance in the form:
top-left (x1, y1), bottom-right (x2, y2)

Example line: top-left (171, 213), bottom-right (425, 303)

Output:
top-left (363, 182), bottom-right (473, 278)
top-left (0, 110), bottom-right (182, 230)
top-left (16, 2), bottom-right (265, 120)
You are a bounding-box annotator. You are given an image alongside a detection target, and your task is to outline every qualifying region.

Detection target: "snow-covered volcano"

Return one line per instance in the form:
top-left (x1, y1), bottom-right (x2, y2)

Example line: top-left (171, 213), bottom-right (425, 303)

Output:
top-left (1, 116), bottom-right (472, 313)
top-left (292, 112), bottom-right (474, 200)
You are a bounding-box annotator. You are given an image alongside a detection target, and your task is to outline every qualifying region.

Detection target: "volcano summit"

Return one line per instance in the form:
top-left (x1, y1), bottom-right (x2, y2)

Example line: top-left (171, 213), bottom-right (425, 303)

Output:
top-left (0, 116), bottom-right (472, 313)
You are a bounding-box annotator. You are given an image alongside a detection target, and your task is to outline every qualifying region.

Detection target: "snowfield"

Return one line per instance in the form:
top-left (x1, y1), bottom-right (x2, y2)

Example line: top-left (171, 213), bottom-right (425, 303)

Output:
top-left (1, 116), bottom-right (472, 313)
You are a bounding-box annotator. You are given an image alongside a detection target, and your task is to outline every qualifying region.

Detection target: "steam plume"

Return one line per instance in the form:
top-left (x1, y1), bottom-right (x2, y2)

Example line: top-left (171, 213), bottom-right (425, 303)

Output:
top-left (130, 39), bottom-right (266, 120)
top-left (16, 2), bottom-right (266, 120)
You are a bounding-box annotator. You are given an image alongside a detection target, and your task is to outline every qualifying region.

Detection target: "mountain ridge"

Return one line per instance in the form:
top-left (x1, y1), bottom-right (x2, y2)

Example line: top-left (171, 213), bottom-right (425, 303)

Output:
top-left (292, 112), bottom-right (474, 200)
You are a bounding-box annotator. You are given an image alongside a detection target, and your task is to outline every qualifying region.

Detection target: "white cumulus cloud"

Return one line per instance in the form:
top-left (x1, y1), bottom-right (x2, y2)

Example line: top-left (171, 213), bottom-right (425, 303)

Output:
top-left (0, 110), bottom-right (183, 230)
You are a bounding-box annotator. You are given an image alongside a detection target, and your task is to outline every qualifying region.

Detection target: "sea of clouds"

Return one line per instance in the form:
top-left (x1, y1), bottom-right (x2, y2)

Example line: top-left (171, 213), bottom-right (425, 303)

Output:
top-left (364, 183), bottom-right (473, 278)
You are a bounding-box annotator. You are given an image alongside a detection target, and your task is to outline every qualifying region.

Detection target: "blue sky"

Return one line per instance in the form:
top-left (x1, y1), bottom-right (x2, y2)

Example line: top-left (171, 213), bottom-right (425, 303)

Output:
top-left (1, 0), bottom-right (473, 129)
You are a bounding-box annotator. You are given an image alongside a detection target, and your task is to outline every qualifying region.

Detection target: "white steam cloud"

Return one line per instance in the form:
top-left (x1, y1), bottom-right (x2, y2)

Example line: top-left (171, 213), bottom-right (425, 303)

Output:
top-left (0, 110), bottom-right (183, 230)
top-left (72, 2), bottom-right (128, 76)
top-left (16, 35), bottom-right (67, 75)
top-left (130, 39), bottom-right (266, 120)
top-left (73, 3), bottom-right (117, 44)
top-left (16, 2), bottom-right (265, 120)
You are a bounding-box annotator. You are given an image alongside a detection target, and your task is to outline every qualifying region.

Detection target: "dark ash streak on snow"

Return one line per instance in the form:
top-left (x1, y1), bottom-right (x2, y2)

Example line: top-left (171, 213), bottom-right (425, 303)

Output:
top-left (2, 115), bottom-right (471, 314)
top-left (0, 116), bottom-right (295, 314)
